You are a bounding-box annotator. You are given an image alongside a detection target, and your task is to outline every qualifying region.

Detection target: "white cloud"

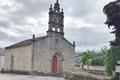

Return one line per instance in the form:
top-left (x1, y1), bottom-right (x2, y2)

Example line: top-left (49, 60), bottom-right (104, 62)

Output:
top-left (65, 17), bottom-right (95, 28)
top-left (0, 0), bottom-right (116, 52)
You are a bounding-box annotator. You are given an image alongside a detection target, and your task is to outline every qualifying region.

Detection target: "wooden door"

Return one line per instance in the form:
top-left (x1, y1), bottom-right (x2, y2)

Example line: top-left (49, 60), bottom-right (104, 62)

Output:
top-left (51, 56), bottom-right (57, 74)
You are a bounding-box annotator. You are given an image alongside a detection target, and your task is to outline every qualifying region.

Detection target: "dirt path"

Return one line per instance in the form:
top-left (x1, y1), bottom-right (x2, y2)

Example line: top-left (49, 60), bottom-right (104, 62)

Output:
top-left (0, 73), bottom-right (64, 80)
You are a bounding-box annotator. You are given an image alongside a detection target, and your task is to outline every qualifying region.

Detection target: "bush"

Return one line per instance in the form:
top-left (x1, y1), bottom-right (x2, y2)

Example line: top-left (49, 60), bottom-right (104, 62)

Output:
top-left (90, 57), bottom-right (104, 66)
top-left (81, 50), bottom-right (96, 65)
top-left (105, 46), bottom-right (120, 76)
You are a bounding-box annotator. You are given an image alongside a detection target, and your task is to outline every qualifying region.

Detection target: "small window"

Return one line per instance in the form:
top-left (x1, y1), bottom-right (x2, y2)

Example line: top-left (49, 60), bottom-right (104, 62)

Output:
top-left (53, 27), bottom-right (55, 31)
top-left (58, 28), bottom-right (60, 32)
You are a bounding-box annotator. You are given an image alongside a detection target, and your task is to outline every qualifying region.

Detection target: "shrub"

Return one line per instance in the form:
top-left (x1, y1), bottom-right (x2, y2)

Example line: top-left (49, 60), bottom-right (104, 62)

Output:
top-left (90, 57), bottom-right (104, 66)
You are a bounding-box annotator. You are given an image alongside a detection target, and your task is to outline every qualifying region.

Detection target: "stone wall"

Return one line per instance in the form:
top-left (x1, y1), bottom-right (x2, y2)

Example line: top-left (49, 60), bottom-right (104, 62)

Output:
top-left (4, 45), bottom-right (32, 72)
top-left (33, 36), bottom-right (75, 73)
top-left (0, 56), bottom-right (5, 70)
top-left (4, 35), bottom-right (75, 74)
top-left (64, 71), bottom-right (105, 80)
top-left (33, 37), bottom-right (51, 73)
top-left (61, 39), bottom-right (75, 72)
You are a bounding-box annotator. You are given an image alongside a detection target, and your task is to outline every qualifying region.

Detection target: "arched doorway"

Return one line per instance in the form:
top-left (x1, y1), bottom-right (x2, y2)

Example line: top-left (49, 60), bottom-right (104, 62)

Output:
top-left (51, 53), bottom-right (64, 74)
top-left (51, 55), bottom-right (57, 74)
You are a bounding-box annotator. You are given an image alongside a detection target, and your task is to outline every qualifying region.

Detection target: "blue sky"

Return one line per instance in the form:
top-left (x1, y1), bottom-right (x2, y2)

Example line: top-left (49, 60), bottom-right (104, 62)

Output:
top-left (0, 0), bottom-right (116, 52)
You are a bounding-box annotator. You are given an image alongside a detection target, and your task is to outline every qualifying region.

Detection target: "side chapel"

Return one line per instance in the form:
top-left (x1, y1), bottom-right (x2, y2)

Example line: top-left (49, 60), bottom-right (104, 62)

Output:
top-left (4, 0), bottom-right (75, 74)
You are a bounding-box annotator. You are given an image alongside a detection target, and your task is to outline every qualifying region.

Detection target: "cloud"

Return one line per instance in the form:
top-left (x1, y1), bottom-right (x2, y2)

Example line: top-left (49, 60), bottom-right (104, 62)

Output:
top-left (65, 26), bottom-right (113, 46)
top-left (65, 23), bottom-right (114, 52)
top-left (0, 0), bottom-right (115, 52)
top-left (0, 0), bottom-right (49, 43)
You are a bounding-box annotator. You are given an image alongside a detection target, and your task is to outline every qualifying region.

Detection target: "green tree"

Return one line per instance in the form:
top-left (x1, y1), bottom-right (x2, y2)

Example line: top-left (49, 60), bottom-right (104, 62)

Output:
top-left (80, 50), bottom-right (97, 69)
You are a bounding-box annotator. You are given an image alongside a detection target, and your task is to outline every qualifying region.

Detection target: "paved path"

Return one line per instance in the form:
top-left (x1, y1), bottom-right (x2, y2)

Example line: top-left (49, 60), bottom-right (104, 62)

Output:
top-left (0, 73), bottom-right (64, 80)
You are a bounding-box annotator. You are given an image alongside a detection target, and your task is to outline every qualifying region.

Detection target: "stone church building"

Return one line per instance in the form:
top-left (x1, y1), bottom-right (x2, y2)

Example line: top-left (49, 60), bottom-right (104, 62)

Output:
top-left (4, 0), bottom-right (75, 74)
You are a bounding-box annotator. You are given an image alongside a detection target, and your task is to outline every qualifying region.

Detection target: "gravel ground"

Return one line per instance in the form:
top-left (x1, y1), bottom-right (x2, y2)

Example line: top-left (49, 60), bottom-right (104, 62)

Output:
top-left (0, 73), bottom-right (64, 80)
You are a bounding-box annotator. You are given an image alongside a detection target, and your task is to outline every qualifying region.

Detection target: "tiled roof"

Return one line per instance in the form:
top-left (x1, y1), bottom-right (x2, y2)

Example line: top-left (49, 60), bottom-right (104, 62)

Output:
top-left (0, 48), bottom-right (5, 56)
top-left (5, 36), bottom-right (48, 49)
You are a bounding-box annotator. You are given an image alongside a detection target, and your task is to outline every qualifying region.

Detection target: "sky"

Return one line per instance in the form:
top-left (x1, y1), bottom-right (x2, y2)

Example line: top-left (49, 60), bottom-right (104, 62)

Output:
top-left (0, 0), bottom-right (116, 52)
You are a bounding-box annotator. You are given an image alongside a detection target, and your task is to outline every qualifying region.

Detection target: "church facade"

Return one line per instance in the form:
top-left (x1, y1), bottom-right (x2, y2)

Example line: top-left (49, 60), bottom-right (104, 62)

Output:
top-left (4, 0), bottom-right (75, 74)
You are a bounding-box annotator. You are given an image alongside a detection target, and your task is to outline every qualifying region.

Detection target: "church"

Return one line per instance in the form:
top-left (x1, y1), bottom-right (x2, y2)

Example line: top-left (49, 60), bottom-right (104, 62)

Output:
top-left (4, 0), bottom-right (75, 74)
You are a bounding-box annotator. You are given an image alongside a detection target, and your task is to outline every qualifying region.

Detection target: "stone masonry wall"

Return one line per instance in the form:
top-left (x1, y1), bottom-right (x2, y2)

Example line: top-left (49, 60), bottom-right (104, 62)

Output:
top-left (5, 45), bottom-right (32, 72)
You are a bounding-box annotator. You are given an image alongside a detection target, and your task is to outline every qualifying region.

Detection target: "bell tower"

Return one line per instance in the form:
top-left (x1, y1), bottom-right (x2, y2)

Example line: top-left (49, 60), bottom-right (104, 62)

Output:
top-left (47, 0), bottom-right (64, 38)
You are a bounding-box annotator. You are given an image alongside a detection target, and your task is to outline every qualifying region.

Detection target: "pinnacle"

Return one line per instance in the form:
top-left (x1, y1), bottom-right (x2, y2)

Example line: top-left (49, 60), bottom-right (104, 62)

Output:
top-left (56, 0), bottom-right (59, 3)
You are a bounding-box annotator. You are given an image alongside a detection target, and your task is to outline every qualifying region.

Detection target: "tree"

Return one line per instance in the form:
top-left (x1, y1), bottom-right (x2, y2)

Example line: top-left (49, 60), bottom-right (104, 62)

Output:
top-left (103, 0), bottom-right (120, 46)
top-left (103, 0), bottom-right (120, 76)
top-left (81, 50), bottom-right (95, 65)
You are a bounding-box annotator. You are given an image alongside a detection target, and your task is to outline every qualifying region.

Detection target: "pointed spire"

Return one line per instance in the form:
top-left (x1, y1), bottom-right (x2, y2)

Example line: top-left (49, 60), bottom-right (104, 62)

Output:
top-left (50, 4), bottom-right (52, 8)
top-left (56, 0), bottom-right (59, 3)
top-left (33, 34), bottom-right (35, 39)
top-left (54, 0), bottom-right (60, 12)
top-left (61, 9), bottom-right (64, 15)
top-left (49, 4), bottom-right (53, 12)
top-left (61, 9), bottom-right (63, 12)
top-left (33, 34), bottom-right (35, 41)
top-left (73, 41), bottom-right (76, 47)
